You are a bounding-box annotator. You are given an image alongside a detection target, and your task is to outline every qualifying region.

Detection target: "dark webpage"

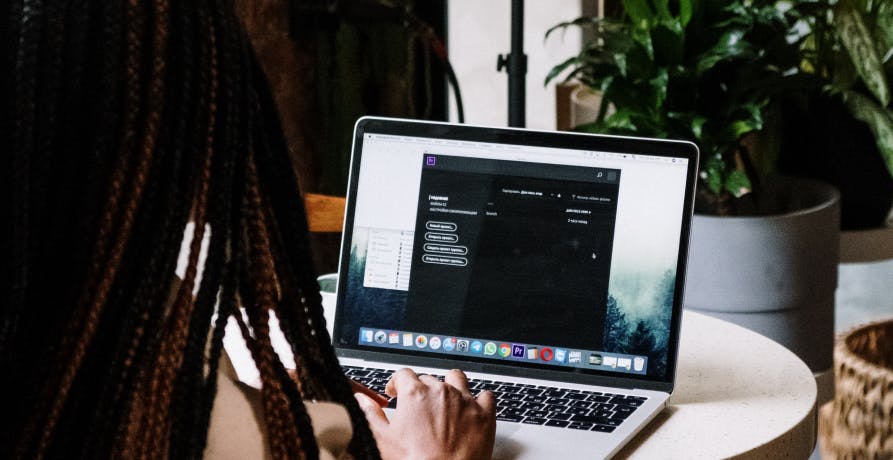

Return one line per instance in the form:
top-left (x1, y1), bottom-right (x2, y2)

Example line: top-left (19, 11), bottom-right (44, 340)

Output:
top-left (404, 154), bottom-right (620, 351)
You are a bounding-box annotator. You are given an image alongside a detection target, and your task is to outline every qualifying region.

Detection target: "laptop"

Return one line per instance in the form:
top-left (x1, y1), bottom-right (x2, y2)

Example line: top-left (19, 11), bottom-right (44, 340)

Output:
top-left (333, 117), bottom-right (698, 458)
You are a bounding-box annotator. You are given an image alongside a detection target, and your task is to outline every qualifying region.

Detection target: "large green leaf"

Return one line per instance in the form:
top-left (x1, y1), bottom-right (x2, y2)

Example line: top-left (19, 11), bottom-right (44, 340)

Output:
top-left (843, 90), bottom-right (893, 178)
top-left (621, 39), bottom-right (656, 77)
top-left (876, 1), bottom-right (893, 67)
top-left (653, 0), bottom-right (672, 20)
top-left (695, 29), bottom-right (752, 74)
top-left (729, 102), bottom-right (765, 139)
top-left (691, 115), bottom-right (707, 139)
top-left (835, 0), bottom-right (891, 106)
top-left (623, 0), bottom-right (655, 27)
top-left (545, 16), bottom-right (600, 40)
top-left (703, 155), bottom-right (726, 195)
top-left (603, 110), bottom-right (639, 132)
top-left (724, 170), bottom-right (752, 198)
top-left (879, 3), bottom-right (893, 40)
top-left (652, 22), bottom-right (685, 65)
top-left (650, 68), bottom-right (669, 110)
top-left (679, 0), bottom-right (693, 27)
top-left (543, 56), bottom-right (580, 85)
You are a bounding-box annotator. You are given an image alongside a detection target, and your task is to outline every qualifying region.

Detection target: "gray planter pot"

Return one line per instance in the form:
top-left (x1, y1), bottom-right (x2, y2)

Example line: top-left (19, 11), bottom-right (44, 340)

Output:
top-left (684, 177), bottom-right (840, 373)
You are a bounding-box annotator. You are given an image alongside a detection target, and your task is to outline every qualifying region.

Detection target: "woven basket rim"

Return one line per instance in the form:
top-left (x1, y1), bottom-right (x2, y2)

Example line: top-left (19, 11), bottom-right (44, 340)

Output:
top-left (835, 317), bottom-right (893, 382)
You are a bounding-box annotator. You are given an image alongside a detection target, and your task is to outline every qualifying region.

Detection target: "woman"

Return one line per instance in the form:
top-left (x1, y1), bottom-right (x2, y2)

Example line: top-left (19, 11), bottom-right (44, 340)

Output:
top-left (2, 1), bottom-right (495, 458)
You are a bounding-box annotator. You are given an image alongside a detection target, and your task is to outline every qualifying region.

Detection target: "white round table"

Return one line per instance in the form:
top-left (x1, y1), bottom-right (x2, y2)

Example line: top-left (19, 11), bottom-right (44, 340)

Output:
top-left (617, 310), bottom-right (817, 459)
top-left (224, 297), bottom-right (817, 458)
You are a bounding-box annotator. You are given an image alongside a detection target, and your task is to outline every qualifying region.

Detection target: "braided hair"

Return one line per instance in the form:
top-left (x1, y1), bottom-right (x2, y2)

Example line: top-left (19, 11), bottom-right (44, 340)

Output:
top-left (3, 1), bottom-right (381, 458)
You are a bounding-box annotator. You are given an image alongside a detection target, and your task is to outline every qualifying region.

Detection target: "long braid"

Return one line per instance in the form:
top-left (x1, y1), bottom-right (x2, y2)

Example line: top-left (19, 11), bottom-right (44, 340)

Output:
top-left (134, 0), bottom-right (205, 452)
top-left (4, 0), bottom-right (41, 370)
top-left (248, 152), bottom-right (324, 457)
top-left (33, 0), bottom-right (163, 455)
top-left (172, 3), bottom-right (252, 456)
top-left (30, 0), bottom-right (65, 254)
top-left (168, 4), bottom-right (222, 455)
top-left (249, 52), bottom-right (381, 459)
top-left (112, 0), bottom-right (176, 456)
top-left (90, 107), bottom-right (191, 457)
top-left (188, 135), bottom-right (247, 460)
top-left (3, 0), bottom-right (40, 451)
top-left (140, 27), bottom-right (212, 454)
top-left (242, 152), bottom-right (308, 460)
top-left (26, 0), bottom-right (164, 453)
top-left (25, 0), bottom-right (141, 439)
top-left (235, 36), bottom-right (336, 448)
top-left (83, 0), bottom-right (196, 452)
top-left (82, 127), bottom-right (184, 458)
top-left (6, 0), bottom-right (122, 453)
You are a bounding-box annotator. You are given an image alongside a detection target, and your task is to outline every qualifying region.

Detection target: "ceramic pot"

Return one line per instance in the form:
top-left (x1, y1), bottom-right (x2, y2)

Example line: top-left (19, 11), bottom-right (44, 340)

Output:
top-left (684, 176), bottom-right (840, 373)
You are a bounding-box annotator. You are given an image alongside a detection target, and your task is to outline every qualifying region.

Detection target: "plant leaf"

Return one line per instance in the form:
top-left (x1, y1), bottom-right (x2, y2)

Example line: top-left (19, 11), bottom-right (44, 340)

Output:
top-left (614, 52), bottom-right (628, 77)
top-left (695, 29), bottom-right (751, 74)
top-left (603, 108), bottom-right (640, 132)
top-left (835, 0), bottom-right (891, 106)
top-left (724, 170), bottom-right (752, 198)
top-left (691, 116), bottom-right (707, 139)
top-left (652, 22), bottom-right (685, 65)
top-left (679, 0), bottom-right (693, 27)
top-left (544, 56), bottom-right (582, 85)
top-left (703, 157), bottom-right (725, 195)
top-left (650, 68), bottom-right (669, 110)
top-left (545, 16), bottom-right (601, 40)
top-left (622, 0), bottom-right (654, 27)
top-left (876, 1), bottom-right (893, 63)
top-left (653, 0), bottom-right (671, 20)
top-left (842, 90), bottom-right (893, 178)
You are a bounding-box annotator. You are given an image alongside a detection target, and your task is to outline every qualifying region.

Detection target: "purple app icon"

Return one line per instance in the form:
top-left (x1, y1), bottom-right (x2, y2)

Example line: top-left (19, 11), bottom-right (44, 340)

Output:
top-left (426, 155), bottom-right (436, 166)
top-left (511, 344), bottom-right (525, 358)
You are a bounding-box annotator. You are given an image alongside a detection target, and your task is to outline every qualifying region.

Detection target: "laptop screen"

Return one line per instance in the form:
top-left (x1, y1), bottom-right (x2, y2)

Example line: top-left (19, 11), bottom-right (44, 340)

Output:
top-left (334, 118), bottom-right (697, 384)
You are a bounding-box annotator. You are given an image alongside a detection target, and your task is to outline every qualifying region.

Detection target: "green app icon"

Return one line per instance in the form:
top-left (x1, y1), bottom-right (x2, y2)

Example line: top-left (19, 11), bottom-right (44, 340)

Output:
top-left (483, 342), bottom-right (497, 356)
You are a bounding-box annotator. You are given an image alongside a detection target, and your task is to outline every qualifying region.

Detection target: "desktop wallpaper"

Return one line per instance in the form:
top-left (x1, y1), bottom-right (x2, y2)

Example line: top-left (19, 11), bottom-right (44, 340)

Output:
top-left (340, 228), bottom-right (409, 335)
top-left (339, 226), bottom-right (677, 378)
top-left (603, 269), bottom-right (675, 378)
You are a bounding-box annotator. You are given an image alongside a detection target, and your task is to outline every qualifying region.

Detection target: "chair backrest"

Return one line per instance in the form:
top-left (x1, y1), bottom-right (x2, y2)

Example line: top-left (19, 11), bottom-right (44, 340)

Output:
top-left (303, 193), bottom-right (346, 232)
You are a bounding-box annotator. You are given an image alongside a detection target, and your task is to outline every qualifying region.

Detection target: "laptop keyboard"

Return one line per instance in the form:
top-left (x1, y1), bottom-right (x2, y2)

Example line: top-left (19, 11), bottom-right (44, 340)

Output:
top-left (343, 366), bottom-right (646, 433)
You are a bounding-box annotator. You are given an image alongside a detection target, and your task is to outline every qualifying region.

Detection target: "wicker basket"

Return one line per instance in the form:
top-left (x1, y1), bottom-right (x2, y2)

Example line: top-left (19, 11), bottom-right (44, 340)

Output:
top-left (819, 318), bottom-right (893, 459)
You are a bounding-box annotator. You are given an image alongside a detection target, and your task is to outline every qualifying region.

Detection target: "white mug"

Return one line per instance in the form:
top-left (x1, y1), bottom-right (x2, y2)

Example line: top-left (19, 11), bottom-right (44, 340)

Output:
top-left (317, 273), bottom-right (338, 336)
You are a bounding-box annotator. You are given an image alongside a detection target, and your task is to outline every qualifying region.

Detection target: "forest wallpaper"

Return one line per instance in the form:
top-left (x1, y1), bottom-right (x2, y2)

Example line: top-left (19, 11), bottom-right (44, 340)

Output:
top-left (603, 270), bottom-right (675, 378)
top-left (342, 227), bottom-right (677, 378)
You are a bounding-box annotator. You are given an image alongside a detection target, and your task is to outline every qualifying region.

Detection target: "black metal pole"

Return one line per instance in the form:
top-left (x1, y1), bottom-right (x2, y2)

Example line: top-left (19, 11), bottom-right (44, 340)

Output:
top-left (497, 0), bottom-right (527, 127)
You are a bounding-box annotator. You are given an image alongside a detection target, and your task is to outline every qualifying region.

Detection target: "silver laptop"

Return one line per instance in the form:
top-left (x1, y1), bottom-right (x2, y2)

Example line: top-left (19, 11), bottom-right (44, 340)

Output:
top-left (333, 117), bottom-right (698, 459)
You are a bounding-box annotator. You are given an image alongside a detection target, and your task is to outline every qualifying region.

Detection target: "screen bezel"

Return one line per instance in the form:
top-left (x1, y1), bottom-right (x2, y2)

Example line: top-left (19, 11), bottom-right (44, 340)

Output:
top-left (333, 116), bottom-right (699, 394)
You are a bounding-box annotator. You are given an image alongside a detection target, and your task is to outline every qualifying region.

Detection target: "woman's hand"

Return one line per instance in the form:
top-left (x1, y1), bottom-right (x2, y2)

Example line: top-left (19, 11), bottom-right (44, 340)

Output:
top-left (354, 368), bottom-right (496, 460)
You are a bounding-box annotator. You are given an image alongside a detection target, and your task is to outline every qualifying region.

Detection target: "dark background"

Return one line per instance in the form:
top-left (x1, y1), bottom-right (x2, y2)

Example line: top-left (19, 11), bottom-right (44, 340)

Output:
top-left (404, 162), bottom-right (619, 349)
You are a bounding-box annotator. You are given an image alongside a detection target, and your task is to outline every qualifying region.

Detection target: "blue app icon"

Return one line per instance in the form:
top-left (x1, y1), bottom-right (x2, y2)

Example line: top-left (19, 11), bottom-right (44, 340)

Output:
top-left (511, 344), bottom-right (525, 358)
top-left (470, 341), bottom-right (483, 353)
top-left (360, 328), bottom-right (374, 343)
top-left (554, 348), bottom-right (567, 363)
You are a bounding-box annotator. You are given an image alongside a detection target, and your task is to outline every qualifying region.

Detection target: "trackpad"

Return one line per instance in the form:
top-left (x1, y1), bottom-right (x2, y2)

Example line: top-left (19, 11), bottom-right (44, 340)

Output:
top-left (492, 424), bottom-right (524, 460)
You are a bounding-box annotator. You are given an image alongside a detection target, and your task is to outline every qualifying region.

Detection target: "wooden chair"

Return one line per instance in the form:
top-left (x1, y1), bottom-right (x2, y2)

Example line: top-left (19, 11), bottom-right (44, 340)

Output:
top-left (303, 193), bottom-right (346, 232)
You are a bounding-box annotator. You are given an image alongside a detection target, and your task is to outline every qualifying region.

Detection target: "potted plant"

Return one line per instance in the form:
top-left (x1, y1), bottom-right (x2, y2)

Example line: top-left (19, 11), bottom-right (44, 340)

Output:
top-left (776, 0), bottom-right (893, 230)
top-left (546, 0), bottom-right (840, 382)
